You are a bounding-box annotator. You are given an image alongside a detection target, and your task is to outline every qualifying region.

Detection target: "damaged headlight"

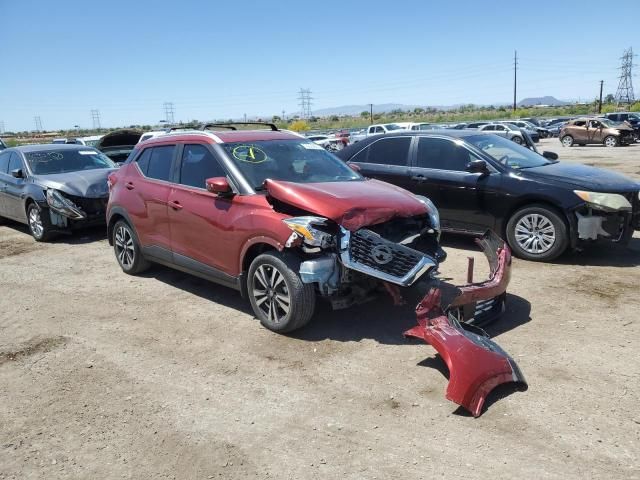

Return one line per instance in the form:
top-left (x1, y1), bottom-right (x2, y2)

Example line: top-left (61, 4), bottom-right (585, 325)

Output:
top-left (415, 195), bottom-right (441, 236)
top-left (46, 189), bottom-right (85, 219)
top-left (574, 190), bottom-right (632, 212)
top-left (282, 216), bottom-right (334, 248)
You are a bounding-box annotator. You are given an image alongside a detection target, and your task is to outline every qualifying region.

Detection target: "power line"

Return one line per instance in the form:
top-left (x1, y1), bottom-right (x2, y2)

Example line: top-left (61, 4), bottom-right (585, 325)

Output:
top-left (163, 102), bottom-right (175, 124)
top-left (513, 50), bottom-right (518, 112)
top-left (34, 116), bottom-right (43, 132)
top-left (615, 47), bottom-right (636, 107)
top-left (298, 89), bottom-right (312, 119)
top-left (91, 109), bottom-right (101, 129)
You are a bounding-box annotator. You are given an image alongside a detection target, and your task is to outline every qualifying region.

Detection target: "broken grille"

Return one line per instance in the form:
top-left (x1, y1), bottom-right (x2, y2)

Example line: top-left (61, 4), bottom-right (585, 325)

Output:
top-left (349, 229), bottom-right (424, 279)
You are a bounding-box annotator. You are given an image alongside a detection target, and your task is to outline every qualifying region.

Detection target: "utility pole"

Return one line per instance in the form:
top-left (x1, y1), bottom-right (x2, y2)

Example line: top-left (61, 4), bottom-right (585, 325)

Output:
top-left (298, 88), bottom-right (313, 119)
top-left (0, 121), bottom-right (4, 134)
top-left (163, 102), bottom-right (175, 124)
top-left (282, 110), bottom-right (286, 122)
top-left (614, 47), bottom-right (636, 107)
top-left (91, 109), bottom-right (101, 130)
top-left (34, 116), bottom-right (43, 132)
top-left (598, 80), bottom-right (604, 113)
top-left (369, 103), bottom-right (373, 125)
top-left (513, 50), bottom-right (518, 112)
top-left (243, 113), bottom-right (247, 122)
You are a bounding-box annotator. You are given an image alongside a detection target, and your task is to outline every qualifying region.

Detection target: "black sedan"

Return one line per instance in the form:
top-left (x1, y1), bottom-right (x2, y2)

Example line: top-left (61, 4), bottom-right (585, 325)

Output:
top-left (336, 131), bottom-right (640, 261)
top-left (0, 144), bottom-right (118, 241)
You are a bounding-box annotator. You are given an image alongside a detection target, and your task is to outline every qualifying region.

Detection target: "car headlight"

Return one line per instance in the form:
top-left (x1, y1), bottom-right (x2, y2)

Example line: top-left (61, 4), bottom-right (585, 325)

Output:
top-left (46, 189), bottom-right (85, 218)
top-left (574, 190), bottom-right (632, 211)
top-left (282, 216), bottom-right (334, 248)
top-left (415, 195), bottom-right (441, 234)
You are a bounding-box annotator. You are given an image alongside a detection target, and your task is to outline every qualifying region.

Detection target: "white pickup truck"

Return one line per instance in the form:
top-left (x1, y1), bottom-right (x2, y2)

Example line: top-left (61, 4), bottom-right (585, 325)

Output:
top-left (350, 123), bottom-right (407, 143)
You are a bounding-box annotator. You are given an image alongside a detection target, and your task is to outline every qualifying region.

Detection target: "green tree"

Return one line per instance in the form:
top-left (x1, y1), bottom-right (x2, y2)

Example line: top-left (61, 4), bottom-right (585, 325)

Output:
top-left (360, 111), bottom-right (370, 118)
top-left (604, 94), bottom-right (615, 104)
top-left (289, 120), bottom-right (310, 132)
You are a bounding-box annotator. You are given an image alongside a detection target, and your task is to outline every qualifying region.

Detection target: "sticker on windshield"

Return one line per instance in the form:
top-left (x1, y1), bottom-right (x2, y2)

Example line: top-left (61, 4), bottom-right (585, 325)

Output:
top-left (232, 145), bottom-right (267, 163)
top-left (79, 150), bottom-right (96, 155)
top-left (301, 142), bottom-right (323, 150)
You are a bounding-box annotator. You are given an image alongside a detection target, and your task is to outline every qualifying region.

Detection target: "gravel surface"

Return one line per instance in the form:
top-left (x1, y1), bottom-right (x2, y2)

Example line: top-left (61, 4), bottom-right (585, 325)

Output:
top-left (1, 139), bottom-right (639, 479)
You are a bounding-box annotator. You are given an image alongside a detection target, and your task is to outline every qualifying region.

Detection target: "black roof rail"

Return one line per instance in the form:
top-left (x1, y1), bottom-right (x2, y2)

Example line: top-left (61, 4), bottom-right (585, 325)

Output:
top-left (201, 123), bottom-right (237, 131)
top-left (165, 124), bottom-right (202, 133)
top-left (202, 122), bottom-right (278, 132)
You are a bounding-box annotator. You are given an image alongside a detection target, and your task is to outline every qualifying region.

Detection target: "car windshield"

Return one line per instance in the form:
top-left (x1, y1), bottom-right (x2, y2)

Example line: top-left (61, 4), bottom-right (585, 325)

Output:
top-left (25, 148), bottom-right (116, 175)
top-left (221, 139), bottom-right (362, 190)
top-left (384, 124), bottom-right (403, 131)
top-left (599, 119), bottom-right (618, 128)
top-left (466, 134), bottom-right (552, 169)
top-left (629, 113), bottom-right (640, 120)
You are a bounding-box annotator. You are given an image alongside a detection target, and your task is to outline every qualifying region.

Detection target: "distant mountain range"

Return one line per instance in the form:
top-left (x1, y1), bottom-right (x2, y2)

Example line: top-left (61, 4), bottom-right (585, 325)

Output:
top-left (517, 96), bottom-right (570, 107)
top-left (310, 97), bottom-right (570, 117)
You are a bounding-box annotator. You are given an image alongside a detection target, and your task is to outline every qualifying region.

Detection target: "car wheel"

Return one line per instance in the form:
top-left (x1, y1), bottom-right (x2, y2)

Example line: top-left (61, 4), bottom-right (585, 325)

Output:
top-left (603, 135), bottom-right (618, 148)
top-left (27, 203), bottom-right (55, 242)
top-left (248, 252), bottom-right (316, 333)
top-left (512, 136), bottom-right (523, 145)
top-left (113, 220), bottom-right (150, 274)
top-left (561, 135), bottom-right (574, 147)
top-left (506, 205), bottom-right (568, 261)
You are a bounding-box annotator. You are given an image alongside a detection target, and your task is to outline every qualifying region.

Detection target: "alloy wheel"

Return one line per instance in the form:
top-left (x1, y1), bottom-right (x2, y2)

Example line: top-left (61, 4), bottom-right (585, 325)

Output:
top-left (561, 136), bottom-right (573, 147)
top-left (28, 208), bottom-right (44, 238)
top-left (604, 136), bottom-right (617, 147)
top-left (514, 213), bottom-right (556, 255)
top-left (114, 225), bottom-right (135, 268)
top-left (252, 264), bottom-right (291, 324)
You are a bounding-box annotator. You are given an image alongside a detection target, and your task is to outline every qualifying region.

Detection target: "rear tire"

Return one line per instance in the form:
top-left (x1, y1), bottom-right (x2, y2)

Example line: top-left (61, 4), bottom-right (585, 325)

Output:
top-left (247, 252), bottom-right (316, 333)
top-left (506, 204), bottom-right (568, 261)
top-left (561, 135), bottom-right (574, 147)
top-left (113, 220), bottom-right (150, 274)
top-left (603, 135), bottom-right (618, 148)
top-left (27, 203), bottom-right (55, 242)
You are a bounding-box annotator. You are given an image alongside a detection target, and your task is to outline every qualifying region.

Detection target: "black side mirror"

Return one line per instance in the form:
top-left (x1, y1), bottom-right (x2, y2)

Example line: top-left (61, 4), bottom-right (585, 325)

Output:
top-left (11, 169), bottom-right (23, 179)
top-left (542, 151), bottom-right (559, 161)
top-left (466, 159), bottom-right (489, 174)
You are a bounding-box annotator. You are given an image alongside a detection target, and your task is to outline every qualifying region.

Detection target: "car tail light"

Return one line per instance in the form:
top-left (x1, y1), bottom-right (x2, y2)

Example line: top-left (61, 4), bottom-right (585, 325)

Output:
top-left (107, 172), bottom-right (117, 191)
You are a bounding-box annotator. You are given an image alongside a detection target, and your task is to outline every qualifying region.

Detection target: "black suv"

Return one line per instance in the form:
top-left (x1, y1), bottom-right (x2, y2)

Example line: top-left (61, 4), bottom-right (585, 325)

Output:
top-left (601, 112), bottom-right (640, 140)
top-left (336, 131), bottom-right (640, 261)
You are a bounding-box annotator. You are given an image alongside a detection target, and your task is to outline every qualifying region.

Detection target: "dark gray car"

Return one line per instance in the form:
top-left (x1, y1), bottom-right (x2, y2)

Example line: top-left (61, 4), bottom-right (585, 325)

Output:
top-left (0, 144), bottom-right (117, 241)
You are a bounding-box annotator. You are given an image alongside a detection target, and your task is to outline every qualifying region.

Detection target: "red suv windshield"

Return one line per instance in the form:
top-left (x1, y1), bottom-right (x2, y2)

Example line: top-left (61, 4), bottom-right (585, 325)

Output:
top-left (220, 139), bottom-right (361, 189)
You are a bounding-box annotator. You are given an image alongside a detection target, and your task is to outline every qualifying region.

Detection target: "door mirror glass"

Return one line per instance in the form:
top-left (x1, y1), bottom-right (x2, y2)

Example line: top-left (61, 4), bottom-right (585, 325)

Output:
top-left (466, 159), bottom-right (488, 174)
top-left (542, 151), bottom-right (559, 161)
top-left (11, 168), bottom-right (23, 179)
top-left (206, 176), bottom-right (232, 195)
top-left (348, 163), bottom-right (361, 172)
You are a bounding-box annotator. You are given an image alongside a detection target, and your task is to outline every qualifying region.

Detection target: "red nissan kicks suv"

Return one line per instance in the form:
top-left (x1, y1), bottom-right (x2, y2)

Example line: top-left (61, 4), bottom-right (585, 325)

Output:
top-left (106, 124), bottom-right (507, 333)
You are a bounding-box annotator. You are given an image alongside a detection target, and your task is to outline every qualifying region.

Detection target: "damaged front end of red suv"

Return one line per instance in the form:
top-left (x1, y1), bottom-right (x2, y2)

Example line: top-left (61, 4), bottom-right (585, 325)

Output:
top-left (266, 178), bottom-right (525, 415)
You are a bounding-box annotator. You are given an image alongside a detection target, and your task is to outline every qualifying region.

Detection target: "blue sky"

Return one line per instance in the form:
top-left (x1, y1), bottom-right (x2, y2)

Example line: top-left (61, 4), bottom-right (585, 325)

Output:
top-left (1, 0), bottom-right (638, 131)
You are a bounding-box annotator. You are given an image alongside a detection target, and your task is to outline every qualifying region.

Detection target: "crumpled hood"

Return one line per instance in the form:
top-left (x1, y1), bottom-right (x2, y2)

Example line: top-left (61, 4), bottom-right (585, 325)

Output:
top-left (97, 129), bottom-right (142, 150)
top-left (519, 162), bottom-right (640, 192)
top-left (33, 169), bottom-right (116, 198)
top-left (265, 178), bottom-right (428, 231)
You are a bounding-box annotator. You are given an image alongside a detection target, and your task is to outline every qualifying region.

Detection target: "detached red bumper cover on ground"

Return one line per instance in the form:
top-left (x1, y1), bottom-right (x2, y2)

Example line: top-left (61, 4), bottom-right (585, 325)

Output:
top-left (404, 232), bottom-right (527, 417)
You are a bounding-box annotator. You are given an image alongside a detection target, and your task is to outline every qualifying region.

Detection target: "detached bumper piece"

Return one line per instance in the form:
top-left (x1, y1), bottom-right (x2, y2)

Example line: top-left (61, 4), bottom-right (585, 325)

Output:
top-left (405, 289), bottom-right (526, 417)
top-left (404, 231), bottom-right (525, 416)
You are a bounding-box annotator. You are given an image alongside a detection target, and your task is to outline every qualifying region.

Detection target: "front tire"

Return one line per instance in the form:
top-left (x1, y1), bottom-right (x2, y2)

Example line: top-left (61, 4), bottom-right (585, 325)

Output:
top-left (27, 203), bottom-right (55, 242)
top-left (506, 205), bottom-right (568, 261)
top-left (603, 135), bottom-right (618, 148)
top-left (247, 252), bottom-right (316, 333)
top-left (512, 135), bottom-right (523, 145)
top-left (561, 135), bottom-right (574, 147)
top-left (113, 220), bottom-right (150, 274)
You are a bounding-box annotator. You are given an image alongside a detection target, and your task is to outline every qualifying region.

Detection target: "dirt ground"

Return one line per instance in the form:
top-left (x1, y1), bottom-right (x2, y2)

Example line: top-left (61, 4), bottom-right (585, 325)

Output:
top-left (1, 138), bottom-right (639, 479)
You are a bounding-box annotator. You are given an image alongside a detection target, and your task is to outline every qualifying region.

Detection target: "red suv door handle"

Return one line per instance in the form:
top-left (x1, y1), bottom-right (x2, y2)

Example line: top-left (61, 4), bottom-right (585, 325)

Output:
top-left (125, 182), bottom-right (135, 190)
top-left (169, 200), bottom-right (183, 210)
